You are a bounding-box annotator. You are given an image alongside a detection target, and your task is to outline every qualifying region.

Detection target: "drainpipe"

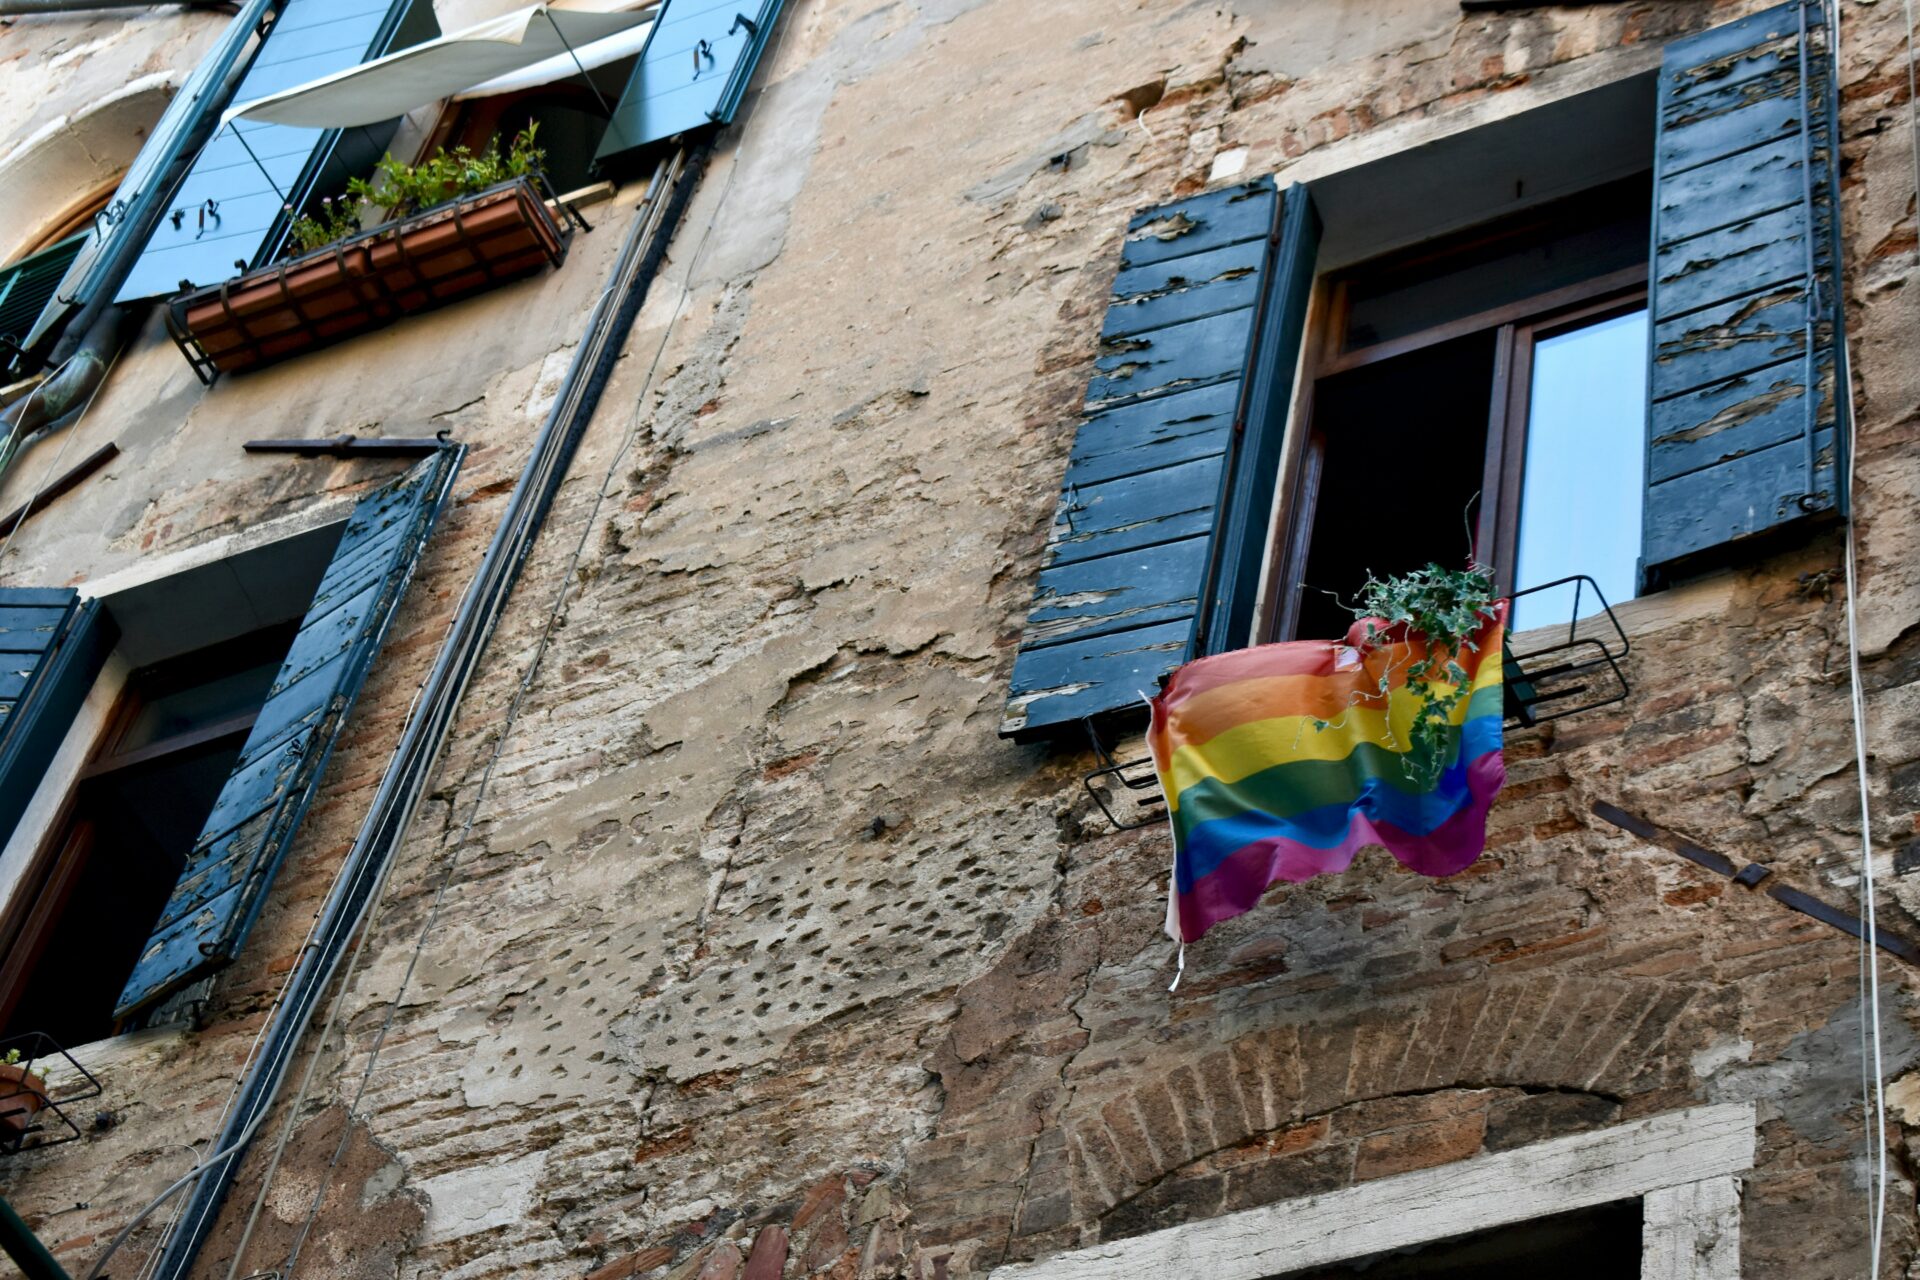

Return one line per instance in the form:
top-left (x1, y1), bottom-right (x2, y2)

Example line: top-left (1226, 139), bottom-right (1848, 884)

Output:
top-left (0, 307), bottom-right (137, 479)
top-left (0, 1196), bottom-right (73, 1280)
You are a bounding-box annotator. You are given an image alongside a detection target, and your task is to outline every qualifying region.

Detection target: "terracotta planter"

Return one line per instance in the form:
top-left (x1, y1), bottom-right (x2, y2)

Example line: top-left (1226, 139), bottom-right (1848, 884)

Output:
top-left (168, 176), bottom-right (571, 377)
top-left (0, 1062), bottom-right (48, 1137)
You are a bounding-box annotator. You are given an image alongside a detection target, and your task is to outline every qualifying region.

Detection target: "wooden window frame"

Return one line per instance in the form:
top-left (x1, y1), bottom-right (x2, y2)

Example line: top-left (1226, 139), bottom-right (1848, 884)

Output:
top-left (1261, 259), bottom-right (1646, 644)
top-left (0, 646), bottom-right (263, 1035)
top-left (987, 1102), bottom-right (1753, 1280)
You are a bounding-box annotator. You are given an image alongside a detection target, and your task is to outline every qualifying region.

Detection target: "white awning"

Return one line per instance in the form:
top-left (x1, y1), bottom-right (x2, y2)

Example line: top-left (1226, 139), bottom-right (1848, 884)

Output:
top-left (222, 3), bottom-right (656, 130)
top-left (454, 20), bottom-right (652, 101)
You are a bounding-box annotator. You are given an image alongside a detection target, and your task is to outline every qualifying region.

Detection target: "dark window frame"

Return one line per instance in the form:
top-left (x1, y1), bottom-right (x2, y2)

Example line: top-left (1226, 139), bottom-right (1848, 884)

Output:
top-left (1260, 206), bottom-right (1650, 644)
top-left (0, 626), bottom-right (290, 1042)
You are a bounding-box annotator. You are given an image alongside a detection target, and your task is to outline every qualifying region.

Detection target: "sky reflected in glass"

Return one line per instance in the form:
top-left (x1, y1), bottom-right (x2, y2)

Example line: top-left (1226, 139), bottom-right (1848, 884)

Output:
top-left (1511, 309), bottom-right (1648, 632)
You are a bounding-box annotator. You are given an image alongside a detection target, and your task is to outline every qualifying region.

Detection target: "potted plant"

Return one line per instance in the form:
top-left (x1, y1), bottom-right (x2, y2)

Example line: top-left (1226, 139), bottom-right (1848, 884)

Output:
top-left (0, 1048), bottom-right (49, 1138)
top-left (166, 126), bottom-right (578, 379)
top-left (1313, 563), bottom-right (1504, 790)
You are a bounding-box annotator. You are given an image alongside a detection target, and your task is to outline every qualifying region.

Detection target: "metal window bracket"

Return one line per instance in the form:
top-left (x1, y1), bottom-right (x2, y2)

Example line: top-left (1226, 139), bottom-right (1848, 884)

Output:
top-left (0, 1032), bottom-right (103, 1158)
top-left (1081, 719), bottom-right (1164, 832)
top-left (244, 433), bottom-right (451, 458)
top-left (1504, 574), bottom-right (1631, 728)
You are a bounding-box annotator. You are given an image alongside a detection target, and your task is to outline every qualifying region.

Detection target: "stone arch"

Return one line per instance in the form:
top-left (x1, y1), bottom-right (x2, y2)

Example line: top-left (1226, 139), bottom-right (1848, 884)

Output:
top-left (0, 72), bottom-right (178, 265)
top-left (1063, 974), bottom-right (1731, 1229)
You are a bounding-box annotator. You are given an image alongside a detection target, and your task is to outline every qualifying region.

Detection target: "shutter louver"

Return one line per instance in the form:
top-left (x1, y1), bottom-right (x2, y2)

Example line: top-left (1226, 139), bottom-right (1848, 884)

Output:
top-left (1000, 180), bottom-right (1319, 741)
top-left (595, 0), bottom-right (784, 162)
top-left (115, 448), bottom-right (462, 1022)
top-left (1643, 0), bottom-right (1845, 578)
top-left (113, 0), bottom-right (439, 304)
top-left (0, 590), bottom-right (115, 852)
top-left (0, 234), bottom-right (87, 352)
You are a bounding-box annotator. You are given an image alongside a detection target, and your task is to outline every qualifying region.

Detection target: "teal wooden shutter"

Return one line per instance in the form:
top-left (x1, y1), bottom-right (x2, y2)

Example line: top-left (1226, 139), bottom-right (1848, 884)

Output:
top-left (1000, 180), bottom-right (1320, 741)
top-left (1644, 0), bottom-right (1844, 578)
top-left (595, 0), bottom-right (784, 162)
top-left (114, 0), bottom-right (439, 303)
top-left (0, 590), bottom-right (115, 851)
top-left (0, 234), bottom-right (87, 358)
top-left (115, 448), bottom-right (461, 1022)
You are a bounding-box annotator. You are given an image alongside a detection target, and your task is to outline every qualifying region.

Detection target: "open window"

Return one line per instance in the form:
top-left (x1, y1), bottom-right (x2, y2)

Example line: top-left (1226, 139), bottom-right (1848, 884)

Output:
top-left (1002, 1), bottom-right (1843, 744)
top-left (0, 622), bottom-right (309, 1046)
top-left (1274, 176), bottom-right (1650, 641)
top-left (0, 450), bottom-right (460, 1049)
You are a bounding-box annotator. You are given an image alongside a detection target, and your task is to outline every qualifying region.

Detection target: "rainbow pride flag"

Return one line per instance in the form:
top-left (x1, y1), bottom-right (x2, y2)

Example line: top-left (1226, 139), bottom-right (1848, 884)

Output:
top-left (1149, 603), bottom-right (1508, 944)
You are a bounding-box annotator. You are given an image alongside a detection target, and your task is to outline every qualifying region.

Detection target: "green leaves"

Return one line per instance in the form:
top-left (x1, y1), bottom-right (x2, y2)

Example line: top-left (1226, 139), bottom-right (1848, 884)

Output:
top-left (283, 125), bottom-right (549, 258)
top-left (1312, 563), bottom-right (1498, 791)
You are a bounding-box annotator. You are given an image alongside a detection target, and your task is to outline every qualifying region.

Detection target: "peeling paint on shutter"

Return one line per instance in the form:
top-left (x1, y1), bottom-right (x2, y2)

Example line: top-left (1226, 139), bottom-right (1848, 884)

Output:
top-left (114, 448), bottom-right (461, 1022)
top-left (114, 0), bottom-right (439, 304)
top-left (1000, 180), bottom-right (1319, 741)
top-left (0, 590), bottom-right (115, 852)
top-left (1643, 0), bottom-right (1845, 578)
top-left (595, 0), bottom-right (784, 161)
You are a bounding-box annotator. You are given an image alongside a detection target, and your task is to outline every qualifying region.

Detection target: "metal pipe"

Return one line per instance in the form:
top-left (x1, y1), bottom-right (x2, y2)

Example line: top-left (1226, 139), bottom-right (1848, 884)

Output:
top-left (0, 1196), bottom-right (74, 1280)
top-left (115, 143), bottom-right (708, 1280)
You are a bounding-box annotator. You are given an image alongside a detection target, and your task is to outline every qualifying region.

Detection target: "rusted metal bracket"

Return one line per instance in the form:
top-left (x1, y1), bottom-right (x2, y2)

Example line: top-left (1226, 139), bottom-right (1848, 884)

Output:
top-left (244, 435), bottom-right (448, 459)
top-left (0, 442), bottom-right (117, 539)
top-left (1082, 720), bottom-right (1165, 832)
top-left (1593, 801), bottom-right (1920, 966)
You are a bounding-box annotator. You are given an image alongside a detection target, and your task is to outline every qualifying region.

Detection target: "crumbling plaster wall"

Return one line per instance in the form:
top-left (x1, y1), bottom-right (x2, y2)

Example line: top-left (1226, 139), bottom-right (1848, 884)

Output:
top-left (6, 1), bottom-right (1920, 1279)
top-left (0, 8), bottom-right (223, 261)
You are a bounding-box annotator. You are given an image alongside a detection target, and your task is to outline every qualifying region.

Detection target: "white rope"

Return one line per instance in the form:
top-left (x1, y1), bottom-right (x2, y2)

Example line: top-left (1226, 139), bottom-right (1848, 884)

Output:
top-left (1825, 3), bottom-right (1890, 1272)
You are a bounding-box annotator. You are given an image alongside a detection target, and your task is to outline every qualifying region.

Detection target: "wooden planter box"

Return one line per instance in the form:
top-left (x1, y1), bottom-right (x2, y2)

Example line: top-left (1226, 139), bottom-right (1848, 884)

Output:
top-left (167, 176), bottom-right (573, 379)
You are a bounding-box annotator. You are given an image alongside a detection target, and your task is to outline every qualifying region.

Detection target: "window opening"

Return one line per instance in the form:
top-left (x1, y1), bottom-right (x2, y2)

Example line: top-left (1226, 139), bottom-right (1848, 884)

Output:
top-left (1267, 176), bottom-right (1650, 643)
top-left (1293, 332), bottom-right (1497, 640)
top-left (437, 62), bottom-right (635, 196)
top-left (0, 624), bottom-right (298, 1047)
top-left (1271, 1198), bottom-right (1643, 1279)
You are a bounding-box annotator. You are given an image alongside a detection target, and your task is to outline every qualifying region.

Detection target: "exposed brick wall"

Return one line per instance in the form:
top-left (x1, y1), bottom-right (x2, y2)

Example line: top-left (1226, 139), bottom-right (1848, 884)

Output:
top-left (5, 1), bottom-right (1920, 1279)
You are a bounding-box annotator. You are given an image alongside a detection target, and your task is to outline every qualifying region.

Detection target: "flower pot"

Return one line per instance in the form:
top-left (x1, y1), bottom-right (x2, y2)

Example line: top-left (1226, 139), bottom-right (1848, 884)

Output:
top-left (168, 176), bottom-right (572, 378)
top-left (0, 1062), bottom-right (49, 1137)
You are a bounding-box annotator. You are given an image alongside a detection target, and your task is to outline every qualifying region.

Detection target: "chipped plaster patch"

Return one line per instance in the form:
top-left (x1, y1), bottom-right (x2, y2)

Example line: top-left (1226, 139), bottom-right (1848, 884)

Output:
top-left (418, 1151), bottom-right (546, 1244)
top-left (1209, 146), bottom-right (1249, 181)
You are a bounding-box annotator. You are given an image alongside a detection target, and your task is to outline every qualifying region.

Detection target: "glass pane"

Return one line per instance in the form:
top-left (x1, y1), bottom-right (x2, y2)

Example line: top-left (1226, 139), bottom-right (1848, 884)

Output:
top-left (1512, 308), bottom-right (1647, 632)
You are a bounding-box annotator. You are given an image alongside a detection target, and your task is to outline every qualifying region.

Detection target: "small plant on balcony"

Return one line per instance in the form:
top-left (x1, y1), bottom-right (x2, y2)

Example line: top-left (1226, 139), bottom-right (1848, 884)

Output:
top-left (286, 124), bottom-right (547, 256)
top-left (1313, 563), bottom-right (1499, 789)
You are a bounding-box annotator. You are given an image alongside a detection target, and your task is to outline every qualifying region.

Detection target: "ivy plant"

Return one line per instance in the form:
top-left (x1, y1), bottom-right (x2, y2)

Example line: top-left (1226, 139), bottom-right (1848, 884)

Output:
top-left (1315, 563), bottom-right (1499, 790)
top-left (286, 125), bottom-right (547, 257)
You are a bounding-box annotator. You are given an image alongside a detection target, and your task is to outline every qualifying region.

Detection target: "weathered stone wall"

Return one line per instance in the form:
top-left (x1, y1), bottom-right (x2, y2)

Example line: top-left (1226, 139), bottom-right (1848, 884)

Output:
top-left (4, 1), bottom-right (1920, 1278)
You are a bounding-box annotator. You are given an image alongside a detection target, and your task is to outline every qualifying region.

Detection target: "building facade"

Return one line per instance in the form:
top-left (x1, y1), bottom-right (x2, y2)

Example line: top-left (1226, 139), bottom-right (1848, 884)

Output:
top-left (0, 0), bottom-right (1914, 1277)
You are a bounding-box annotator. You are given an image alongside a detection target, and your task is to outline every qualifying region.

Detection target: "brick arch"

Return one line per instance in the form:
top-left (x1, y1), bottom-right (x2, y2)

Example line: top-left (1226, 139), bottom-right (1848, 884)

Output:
top-left (1064, 974), bottom-right (1719, 1225)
